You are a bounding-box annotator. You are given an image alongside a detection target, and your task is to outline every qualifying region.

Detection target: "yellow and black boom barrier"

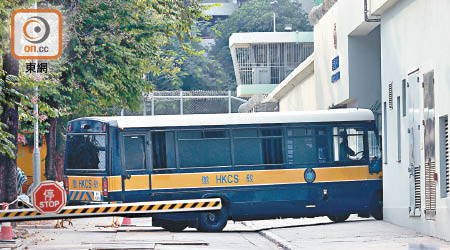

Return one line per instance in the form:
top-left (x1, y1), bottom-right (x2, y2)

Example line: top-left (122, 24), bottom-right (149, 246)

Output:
top-left (0, 198), bottom-right (222, 223)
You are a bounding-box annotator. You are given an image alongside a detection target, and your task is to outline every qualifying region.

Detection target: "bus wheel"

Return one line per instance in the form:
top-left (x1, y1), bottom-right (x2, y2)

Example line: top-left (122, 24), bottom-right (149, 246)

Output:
top-left (370, 190), bottom-right (383, 220)
top-left (161, 221), bottom-right (188, 232)
top-left (197, 207), bottom-right (228, 232)
top-left (327, 214), bottom-right (350, 223)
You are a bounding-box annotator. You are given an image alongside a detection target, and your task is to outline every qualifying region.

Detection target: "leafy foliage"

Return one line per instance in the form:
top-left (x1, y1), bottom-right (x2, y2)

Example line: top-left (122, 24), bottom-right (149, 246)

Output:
top-left (63, 0), bottom-right (206, 113)
top-left (0, 71), bottom-right (22, 158)
top-left (209, 0), bottom-right (312, 82)
top-left (151, 39), bottom-right (234, 91)
top-left (0, 0), bottom-right (32, 157)
top-left (17, 72), bottom-right (71, 144)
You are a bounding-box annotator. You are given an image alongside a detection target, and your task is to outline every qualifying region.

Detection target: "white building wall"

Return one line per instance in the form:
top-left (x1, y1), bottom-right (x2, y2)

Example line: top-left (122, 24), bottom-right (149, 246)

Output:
top-left (313, 0), bottom-right (380, 109)
top-left (279, 73), bottom-right (318, 111)
top-left (313, 5), bottom-right (346, 109)
top-left (381, 0), bottom-right (450, 241)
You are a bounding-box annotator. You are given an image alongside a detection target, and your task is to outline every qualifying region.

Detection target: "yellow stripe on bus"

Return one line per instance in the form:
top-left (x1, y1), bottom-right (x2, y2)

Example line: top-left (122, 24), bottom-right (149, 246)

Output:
top-left (124, 175), bottom-right (149, 191)
top-left (315, 166), bottom-right (382, 182)
top-left (108, 176), bottom-right (122, 192)
top-left (151, 166), bottom-right (381, 190)
top-left (151, 168), bottom-right (306, 190)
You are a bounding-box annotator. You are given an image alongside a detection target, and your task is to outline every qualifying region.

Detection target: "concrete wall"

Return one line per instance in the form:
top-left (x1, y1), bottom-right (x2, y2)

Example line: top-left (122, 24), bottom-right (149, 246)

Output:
top-left (279, 73), bottom-right (317, 111)
top-left (381, 0), bottom-right (450, 241)
top-left (313, 0), bottom-right (380, 109)
top-left (348, 26), bottom-right (381, 109)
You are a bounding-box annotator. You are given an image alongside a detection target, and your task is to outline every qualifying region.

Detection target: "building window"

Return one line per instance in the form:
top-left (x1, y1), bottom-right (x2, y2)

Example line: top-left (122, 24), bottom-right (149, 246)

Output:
top-left (402, 79), bottom-right (407, 117)
top-left (440, 115), bottom-right (449, 197)
top-left (383, 102), bottom-right (388, 164)
top-left (388, 82), bottom-right (393, 110)
top-left (397, 96), bottom-right (401, 162)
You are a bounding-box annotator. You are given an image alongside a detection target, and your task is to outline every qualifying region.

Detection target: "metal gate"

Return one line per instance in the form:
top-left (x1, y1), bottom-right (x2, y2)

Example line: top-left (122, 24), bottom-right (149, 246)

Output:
top-left (423, 71), bottom-right (436, 220)
top-left (407, 71), bottom-right (421, 217)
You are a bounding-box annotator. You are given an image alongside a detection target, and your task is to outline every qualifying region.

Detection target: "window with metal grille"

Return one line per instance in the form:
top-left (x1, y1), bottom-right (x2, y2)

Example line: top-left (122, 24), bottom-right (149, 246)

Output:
top-left (261, 128), bottom-right (284, 164)
top-left (402, 79), bottom-right (407, 117)
top-left (152, 132), bottom-right (167, 169)
top-left (388, 81), bottom-right (393, 109)
top-left (397, 96), bottom-right (401, 162)
top-left (440, 116), bottom-right (449, 197)
top-left (383, 102), bottom-right (388, 164)
top-left (446, 118), bottom-right (449, 194)
top-left (414, 164), bottom-right (421, 210)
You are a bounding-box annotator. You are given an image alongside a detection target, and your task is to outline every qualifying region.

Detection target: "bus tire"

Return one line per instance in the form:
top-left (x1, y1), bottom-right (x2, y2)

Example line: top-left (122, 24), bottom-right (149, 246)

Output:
top-left (370, 190), bottom-right (383, 220)
top-left (327, 214), bottom-right (350, 223)
top-left (160, 221), bottom-right (188, 232)
top-left (197, 206), bottom-right (228, 232)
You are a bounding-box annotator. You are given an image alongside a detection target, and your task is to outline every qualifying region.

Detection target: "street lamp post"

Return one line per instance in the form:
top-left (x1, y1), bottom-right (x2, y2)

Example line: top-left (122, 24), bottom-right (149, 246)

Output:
top-left (270, 0), bottom-right (278, 32)
top-left (31, 1), bottom-right (41, 192)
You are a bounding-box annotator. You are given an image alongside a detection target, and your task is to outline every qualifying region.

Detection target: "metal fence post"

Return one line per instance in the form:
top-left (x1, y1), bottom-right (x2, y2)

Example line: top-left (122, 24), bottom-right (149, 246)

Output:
top-left (142, 92), bottom-right (146, 116)
top-left (228, 90), bottom-right (232, 113)
top-left (180, 91), bottom-right (183, 115)
top-left (151, 93), bottom-right (155, 116)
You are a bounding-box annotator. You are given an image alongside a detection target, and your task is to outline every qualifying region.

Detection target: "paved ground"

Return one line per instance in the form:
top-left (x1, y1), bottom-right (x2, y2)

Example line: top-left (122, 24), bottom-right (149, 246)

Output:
top-left (10, 217), bottom-right (278, 250)
top-left (247, 215), bottom-right (450, 250)
top-left (3, 215), bottom-right (450, 250)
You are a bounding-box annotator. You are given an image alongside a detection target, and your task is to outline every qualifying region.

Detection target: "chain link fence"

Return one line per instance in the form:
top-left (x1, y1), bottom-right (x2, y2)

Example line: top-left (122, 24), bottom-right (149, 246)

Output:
top-left (122, 90), bottom-right (247, 116)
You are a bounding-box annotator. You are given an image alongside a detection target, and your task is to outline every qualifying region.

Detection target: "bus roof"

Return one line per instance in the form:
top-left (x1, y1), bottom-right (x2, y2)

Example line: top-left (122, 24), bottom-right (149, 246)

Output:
top-left (76, 109), bottom-right (374, 129)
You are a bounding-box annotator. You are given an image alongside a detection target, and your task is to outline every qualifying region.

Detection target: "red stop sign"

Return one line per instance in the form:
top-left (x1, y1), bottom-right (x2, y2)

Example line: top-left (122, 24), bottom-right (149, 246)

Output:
top-left (33, 181), bottom-right (67, 214)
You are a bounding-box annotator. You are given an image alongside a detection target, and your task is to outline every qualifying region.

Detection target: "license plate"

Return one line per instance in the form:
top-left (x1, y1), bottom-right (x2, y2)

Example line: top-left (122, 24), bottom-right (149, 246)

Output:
top-left (93, 191), bottom-right (102, 201)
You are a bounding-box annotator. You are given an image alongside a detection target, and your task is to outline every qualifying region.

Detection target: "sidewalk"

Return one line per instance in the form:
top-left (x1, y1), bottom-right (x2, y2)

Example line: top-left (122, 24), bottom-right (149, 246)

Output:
top-left (245, 215), bottom-right (450, 250)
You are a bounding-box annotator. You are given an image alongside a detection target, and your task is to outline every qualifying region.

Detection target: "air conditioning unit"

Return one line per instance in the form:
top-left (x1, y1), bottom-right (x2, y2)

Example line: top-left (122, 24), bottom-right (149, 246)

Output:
top-left (252, 67), bottom-right (271, 84)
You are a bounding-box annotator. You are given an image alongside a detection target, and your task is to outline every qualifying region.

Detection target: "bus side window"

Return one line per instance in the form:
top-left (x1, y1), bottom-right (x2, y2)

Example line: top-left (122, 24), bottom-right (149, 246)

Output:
top-left (261, 128), bottom-right (284, 164)
top-left (178, 129), bottom-right (232, 168)
top-left (286, 127), bottom-right (329, 164)
top-left (123, 135), bottom-right (146, 170)
top-left (316, 128), bottom-right (329, 163)
top-left (152, 131), bottom-right (176, 169)
top-left (368, 130), bottom-right (381, 160)
top-left (333, 127), bottom-right (365, 161)
top-left (233, 128), bottom-right (263, 165)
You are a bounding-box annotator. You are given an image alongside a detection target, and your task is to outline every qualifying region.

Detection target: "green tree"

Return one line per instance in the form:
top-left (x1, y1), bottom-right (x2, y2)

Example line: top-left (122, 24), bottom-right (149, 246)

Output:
top-left (63, 0), bottom-right (205, 113)
top-left (210, 0), bottom-right (312, 83)
top-left (151, 39), bottom-right (234, 91)
top-left (0, 0), bottom-right (32, 204)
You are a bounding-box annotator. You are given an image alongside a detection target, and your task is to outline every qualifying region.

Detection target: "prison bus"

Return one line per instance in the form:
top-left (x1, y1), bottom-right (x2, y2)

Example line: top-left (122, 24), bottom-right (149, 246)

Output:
top-left (63, 108), bottom-right (383, 232)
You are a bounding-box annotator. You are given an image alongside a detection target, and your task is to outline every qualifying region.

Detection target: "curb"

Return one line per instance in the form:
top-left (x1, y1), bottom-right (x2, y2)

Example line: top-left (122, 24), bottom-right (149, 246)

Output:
top-left (240, 222), bottom-right (297, 250)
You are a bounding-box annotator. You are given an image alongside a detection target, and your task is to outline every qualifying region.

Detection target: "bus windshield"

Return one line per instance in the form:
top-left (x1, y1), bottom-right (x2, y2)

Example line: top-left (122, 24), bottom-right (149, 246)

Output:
top-left (66, 134), bottom-right (106, 170)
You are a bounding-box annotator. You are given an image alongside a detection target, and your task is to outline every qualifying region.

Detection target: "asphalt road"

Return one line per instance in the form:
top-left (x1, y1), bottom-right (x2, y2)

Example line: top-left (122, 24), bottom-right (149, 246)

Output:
top-left (9, 215), bottom-right (450, 250)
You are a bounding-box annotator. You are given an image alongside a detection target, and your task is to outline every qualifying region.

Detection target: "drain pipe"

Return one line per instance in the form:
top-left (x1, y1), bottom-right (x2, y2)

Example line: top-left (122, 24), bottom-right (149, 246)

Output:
top-left (364, 0), bottom-right (381, 22)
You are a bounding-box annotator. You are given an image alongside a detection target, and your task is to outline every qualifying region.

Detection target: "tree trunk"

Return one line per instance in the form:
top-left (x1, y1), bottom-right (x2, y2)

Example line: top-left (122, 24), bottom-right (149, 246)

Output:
top-left (0, 52), bottom-right (19, 204)
top-left (45, 118), bottom-right (58, 180)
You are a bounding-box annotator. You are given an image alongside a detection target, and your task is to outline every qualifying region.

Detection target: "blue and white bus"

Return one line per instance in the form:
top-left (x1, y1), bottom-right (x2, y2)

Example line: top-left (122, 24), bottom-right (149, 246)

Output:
top-left (64, 108), bottom-right (382, 232)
